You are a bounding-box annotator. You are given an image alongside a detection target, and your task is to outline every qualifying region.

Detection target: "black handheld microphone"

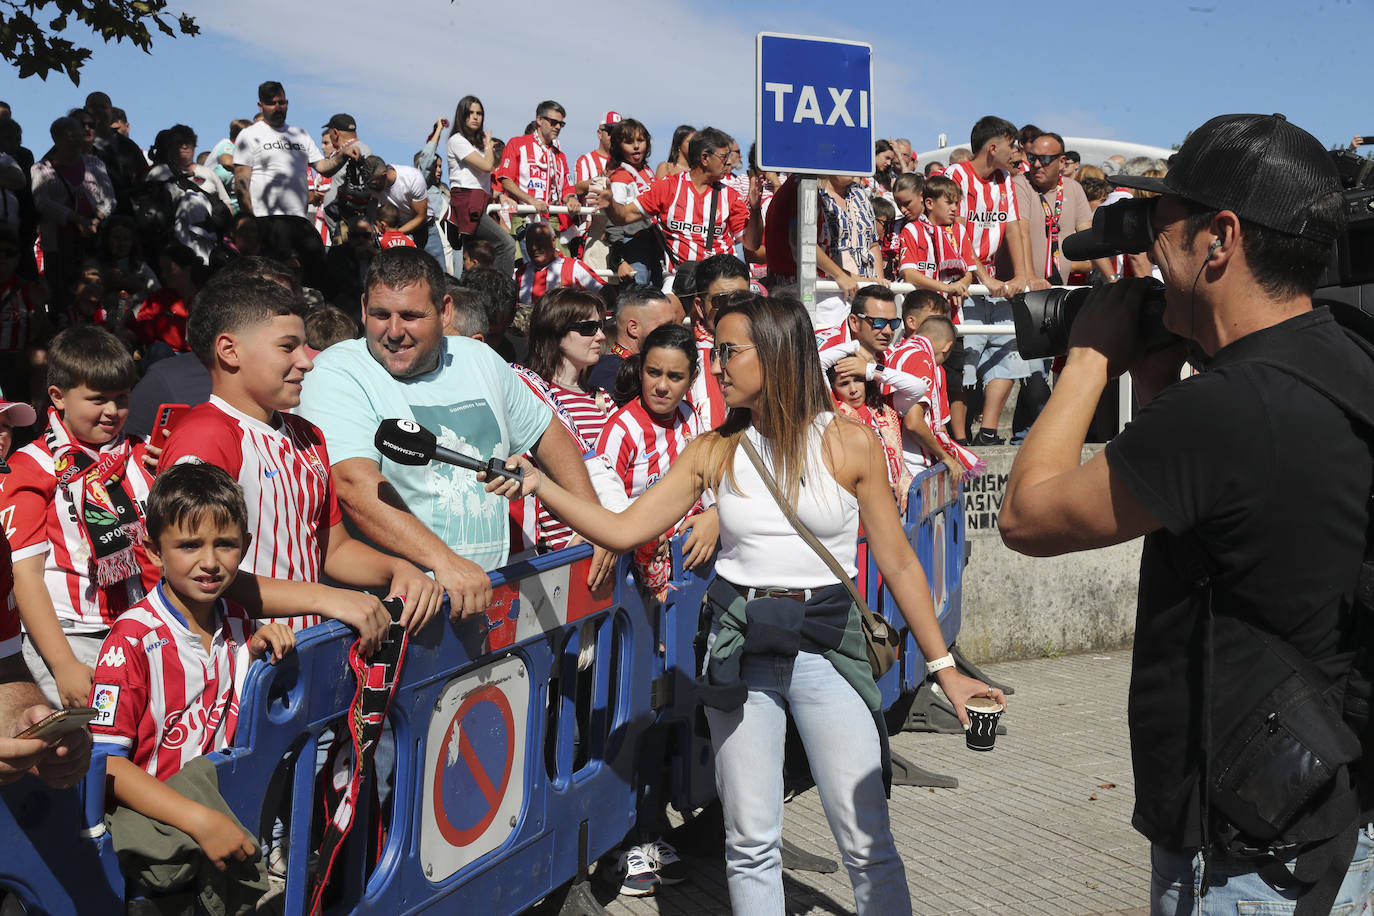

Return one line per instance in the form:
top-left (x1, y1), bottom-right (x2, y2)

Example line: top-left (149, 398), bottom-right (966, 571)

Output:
top-left (374, 419), bottom-right (524, 483)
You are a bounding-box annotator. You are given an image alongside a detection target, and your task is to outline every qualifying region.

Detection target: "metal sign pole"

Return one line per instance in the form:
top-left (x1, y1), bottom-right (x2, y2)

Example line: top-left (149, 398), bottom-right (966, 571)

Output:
top-left (798, 175), bottom-right (818, 323)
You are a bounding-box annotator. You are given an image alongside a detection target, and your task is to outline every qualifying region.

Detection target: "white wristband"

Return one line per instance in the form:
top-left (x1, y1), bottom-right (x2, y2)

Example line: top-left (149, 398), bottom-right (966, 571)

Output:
top-left (926, 654), bottom-right (956, 676)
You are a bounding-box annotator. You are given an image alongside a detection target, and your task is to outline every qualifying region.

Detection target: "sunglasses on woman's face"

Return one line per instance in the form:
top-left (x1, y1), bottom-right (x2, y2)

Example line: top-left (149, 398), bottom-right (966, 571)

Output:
top-left (565, 319), bottom-right (601, 337)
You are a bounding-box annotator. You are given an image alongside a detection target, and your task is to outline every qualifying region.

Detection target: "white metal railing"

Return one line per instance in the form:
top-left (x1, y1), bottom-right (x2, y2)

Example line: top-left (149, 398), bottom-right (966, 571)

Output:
top-left (486, 203), bottom-right (582, 216)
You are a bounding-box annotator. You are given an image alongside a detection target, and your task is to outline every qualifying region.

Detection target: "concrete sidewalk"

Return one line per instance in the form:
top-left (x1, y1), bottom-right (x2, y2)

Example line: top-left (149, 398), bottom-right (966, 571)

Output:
top-left (598, 649), bottom-right (1150, 916)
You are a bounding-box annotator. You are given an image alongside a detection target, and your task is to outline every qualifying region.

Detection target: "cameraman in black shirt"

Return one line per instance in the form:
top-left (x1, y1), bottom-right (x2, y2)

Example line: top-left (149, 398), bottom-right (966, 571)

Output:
top-left (1000, 114), bottom-right (1373, 914)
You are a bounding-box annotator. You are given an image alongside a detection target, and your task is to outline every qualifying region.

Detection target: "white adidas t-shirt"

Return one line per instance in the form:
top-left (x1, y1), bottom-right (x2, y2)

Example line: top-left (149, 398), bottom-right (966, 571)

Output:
top-left (233, 121), bottom-right (323, 218)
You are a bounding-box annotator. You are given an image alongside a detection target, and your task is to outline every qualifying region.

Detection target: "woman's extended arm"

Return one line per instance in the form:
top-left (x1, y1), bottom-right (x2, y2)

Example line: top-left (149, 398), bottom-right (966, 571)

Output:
top-left (829, 420), bottom-right (1003, 723)
top-left (490, 435), bottom-right (713, 553)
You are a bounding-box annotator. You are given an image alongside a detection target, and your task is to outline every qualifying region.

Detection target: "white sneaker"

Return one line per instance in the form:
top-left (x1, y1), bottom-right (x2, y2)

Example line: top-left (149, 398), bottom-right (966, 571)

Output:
top-left (646, 837), bottom-right (688, 885)
top-left (616, 844), bottom-right (661, 896)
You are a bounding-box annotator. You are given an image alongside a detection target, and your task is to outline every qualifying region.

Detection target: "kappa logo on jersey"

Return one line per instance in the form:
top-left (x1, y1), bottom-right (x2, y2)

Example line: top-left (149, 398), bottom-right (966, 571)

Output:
top-left (99, 646), bottom-right (126, 668)
top-left (144, 637), bottom-right (169, 654)
top-left (91, 683), bottom-right (120, 726)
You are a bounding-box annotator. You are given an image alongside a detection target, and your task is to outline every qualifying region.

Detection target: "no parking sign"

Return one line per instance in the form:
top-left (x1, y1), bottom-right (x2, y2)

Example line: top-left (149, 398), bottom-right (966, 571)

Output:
top-left (421, 655), bottom-right (530, 880)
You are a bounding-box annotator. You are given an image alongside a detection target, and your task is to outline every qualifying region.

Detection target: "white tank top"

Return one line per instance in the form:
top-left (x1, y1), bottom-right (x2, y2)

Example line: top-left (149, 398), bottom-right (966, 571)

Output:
top-left (713, 413), bottom-right (859, 589)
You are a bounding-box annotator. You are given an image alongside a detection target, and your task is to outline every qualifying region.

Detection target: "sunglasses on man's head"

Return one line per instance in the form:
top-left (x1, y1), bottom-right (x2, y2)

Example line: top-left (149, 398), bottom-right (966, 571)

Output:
top-left (855, 315), bottom-right (902, 332)
top-left (565, 319), bottom-right (601, 337)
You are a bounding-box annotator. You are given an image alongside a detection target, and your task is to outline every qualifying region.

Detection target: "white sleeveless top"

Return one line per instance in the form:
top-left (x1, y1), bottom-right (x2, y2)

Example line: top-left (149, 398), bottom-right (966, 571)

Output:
top-left (714, 413), bottom-right (859, 589)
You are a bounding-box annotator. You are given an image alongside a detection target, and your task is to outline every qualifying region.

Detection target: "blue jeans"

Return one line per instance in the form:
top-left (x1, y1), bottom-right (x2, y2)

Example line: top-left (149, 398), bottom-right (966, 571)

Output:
top-left (1150, 824), bottom-right (1374, 915)
top-left (703, 650), bottom-right (910, 915)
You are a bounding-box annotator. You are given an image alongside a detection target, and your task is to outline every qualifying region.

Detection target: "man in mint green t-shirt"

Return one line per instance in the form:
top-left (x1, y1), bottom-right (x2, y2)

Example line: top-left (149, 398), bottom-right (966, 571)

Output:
top-left (297, 247), bottom-right (596, 620)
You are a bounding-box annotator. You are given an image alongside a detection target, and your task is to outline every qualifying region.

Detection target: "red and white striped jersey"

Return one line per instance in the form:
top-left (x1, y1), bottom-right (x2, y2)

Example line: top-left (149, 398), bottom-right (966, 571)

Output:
top-left (575, 151), bottom-right (609, 185)
top-left (815, 322), bottom-right (853, 352)
top-left (493, 134), bottom-right (572, 206)
top-left (896, 216), bottom-right (977, 284)
top-left (310, 167), bottom-right (331, 246)
top-left (0, 530), bottom-right (19, 660)
top-left (2, 433), bottom-right (157, 633)
top-left (690, 328), bottom-right (727, 432)
top-left (159, 397), bottom-right (342, 630)
top-left (517, 256), bottom-right (606, 305)
top-left (0, 275), bottom-right (41, 353)
top-left (630, 174), bottom-right (750, 264)
top-left (608, 164), bottom-right (654, 202)
top-left (88, 584), bottom-right (255, 781)
top-left (944, 161), bottom-right (1021, 270)
top-left (513, 374), bottom-right (612, 548)
top-left (596, 399), bottom-right (702, 499)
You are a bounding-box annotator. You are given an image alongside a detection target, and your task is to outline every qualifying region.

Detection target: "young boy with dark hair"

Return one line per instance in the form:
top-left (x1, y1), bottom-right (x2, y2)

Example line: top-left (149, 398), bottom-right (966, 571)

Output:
top-left (461, 238), bottom-right (496, 274)
top-left (4, 325), bottom-right (158, 708)
top-left (160, 273), bottom-right (442, 633)
top-left (89, 462), bottom-right (293, 905)
top-left (516, 222), bottom-right (605, 305)
top-left (375, 202), bottom-right (417, 250)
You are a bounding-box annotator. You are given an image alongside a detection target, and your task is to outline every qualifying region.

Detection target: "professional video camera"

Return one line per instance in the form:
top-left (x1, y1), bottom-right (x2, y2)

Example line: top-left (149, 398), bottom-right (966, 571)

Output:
top-left (1009, 149), bottom-right (1374, 360)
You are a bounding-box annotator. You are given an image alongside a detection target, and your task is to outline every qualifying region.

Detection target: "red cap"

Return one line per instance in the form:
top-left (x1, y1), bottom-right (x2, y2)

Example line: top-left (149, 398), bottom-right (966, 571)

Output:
top-left (601, 111), bottom-right (623, 128)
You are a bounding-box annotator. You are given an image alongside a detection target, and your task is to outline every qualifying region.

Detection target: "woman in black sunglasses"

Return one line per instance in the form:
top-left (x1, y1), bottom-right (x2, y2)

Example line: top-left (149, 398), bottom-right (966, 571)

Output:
top-left (511, 287), bottom-right (615, 550)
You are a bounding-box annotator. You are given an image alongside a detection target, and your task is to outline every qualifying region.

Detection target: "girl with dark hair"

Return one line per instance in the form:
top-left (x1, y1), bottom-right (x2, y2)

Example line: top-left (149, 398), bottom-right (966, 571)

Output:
top-left (871, 138), bottom-right (899, 199)
top-left (655, 125), bottom-right (694, 179)
top-left (599, 321), bottom-right (704, 594)
top-left (821, 339), bottom-right (928, 513)
top-left (444, 94), bottom-right (517, 278)
top-left (605, 119), bottom-right (662, 286)
top-left (491, 293), bottom-right (998, 914)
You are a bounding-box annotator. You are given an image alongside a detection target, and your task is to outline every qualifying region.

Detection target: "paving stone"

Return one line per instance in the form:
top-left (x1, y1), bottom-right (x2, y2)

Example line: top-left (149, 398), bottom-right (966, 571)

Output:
top-left (599, 649), bottom-right (1152, 916)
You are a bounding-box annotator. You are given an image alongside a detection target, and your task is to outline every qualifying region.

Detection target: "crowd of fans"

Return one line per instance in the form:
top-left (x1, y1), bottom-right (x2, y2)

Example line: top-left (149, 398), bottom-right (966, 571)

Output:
top-left (0, 80), bottom-right (1169, 904)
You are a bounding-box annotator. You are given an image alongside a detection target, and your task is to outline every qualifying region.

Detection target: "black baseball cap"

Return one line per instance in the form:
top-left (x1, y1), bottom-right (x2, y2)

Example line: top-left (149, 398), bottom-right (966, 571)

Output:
top-left (323, 114), bottom-right (357, 132)
top-left (1111, 113), bottom-right (1342, 244)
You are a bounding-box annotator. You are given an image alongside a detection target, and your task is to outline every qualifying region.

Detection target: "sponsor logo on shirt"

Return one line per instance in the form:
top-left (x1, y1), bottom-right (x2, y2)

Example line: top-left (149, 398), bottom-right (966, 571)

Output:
top-left (665, 218), bottom-right (726, 237)
top-left (144, 637), bottom-right (169, 654)
top-left (967, 211), bottom-right (1009, 224)
top-left (92, 683), bottom-right (120, 726)
top-left (264, 468), bottom-right (280, 479)
top-left (99, 646), bottom-right (126, 668)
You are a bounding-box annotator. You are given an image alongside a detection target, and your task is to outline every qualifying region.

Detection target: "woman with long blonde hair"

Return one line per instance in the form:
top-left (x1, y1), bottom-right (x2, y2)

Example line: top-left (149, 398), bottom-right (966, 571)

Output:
top-left (487, 292), bottom-right (999, 914)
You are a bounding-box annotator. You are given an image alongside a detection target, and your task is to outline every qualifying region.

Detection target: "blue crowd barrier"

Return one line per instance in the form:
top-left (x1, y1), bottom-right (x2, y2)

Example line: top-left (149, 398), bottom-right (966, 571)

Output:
top-left (0, 468), bottom-right (965, 914)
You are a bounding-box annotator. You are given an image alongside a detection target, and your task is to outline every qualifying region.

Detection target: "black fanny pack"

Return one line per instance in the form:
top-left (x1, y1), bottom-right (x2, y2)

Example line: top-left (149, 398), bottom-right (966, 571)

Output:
top-left (1209, 651), bottom-right (1361, 845)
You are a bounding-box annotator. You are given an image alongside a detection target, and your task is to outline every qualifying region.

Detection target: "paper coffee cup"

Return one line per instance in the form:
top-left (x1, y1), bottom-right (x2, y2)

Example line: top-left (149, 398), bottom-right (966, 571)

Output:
top-left (965, 696), bottom-right (1004, 752)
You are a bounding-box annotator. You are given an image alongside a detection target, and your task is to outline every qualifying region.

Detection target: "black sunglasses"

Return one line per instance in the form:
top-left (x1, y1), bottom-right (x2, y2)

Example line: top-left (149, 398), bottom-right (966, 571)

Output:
top-left (565, 319), bottom-right (601, 337)
top-left (1025, 152), bottom-right (1062, 168)
top-left (855, 315), bottom-right (902, 332)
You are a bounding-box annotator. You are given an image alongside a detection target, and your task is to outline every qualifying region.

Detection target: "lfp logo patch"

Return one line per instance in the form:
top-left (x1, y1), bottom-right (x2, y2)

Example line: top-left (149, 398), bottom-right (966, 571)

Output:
top-left (91, 684), bottom-right (120, 727)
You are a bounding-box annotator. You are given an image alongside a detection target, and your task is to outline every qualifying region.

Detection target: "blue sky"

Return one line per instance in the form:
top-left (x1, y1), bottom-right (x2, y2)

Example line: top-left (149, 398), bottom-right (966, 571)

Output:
top-left (5, 0), bottom-right (1370, 171)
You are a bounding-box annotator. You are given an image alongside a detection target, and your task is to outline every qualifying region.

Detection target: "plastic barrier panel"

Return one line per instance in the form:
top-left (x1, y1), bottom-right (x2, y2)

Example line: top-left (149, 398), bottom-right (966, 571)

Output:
top-left (890, 463), bottom-right (965, 695)
top-left (0, 545), bottom-right (658, 916)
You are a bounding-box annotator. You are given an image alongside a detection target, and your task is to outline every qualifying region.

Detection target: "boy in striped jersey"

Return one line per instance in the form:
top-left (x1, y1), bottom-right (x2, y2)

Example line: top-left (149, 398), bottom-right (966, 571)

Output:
top-left (90, 463), bottom-right (292, 899)
top-left (5, 327), bottom-right (160, 709)
top-left (159, 274), bottom-right (443, 634)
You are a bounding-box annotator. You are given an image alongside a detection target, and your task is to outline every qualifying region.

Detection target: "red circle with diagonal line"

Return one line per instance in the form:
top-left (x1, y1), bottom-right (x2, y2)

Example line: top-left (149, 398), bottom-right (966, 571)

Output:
top-left (432, 684), bottom-right (516, 847)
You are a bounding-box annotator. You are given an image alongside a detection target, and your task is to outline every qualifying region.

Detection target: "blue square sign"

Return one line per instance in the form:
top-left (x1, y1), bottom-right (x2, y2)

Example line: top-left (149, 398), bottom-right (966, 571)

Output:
top-left (756, 32), bottom-right (874, 176)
